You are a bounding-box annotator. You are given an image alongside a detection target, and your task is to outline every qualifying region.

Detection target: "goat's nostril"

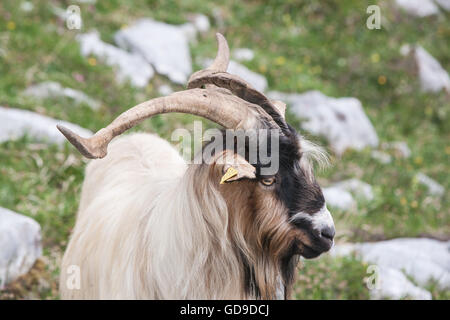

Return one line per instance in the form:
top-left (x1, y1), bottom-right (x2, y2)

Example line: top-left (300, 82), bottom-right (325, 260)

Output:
top-left (320, 226), bottom-right (335, 240)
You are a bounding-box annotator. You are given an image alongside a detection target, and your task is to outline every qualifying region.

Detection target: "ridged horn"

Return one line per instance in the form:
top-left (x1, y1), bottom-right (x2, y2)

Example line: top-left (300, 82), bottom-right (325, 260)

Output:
top-left (57, 88), bottom-right (273, 159)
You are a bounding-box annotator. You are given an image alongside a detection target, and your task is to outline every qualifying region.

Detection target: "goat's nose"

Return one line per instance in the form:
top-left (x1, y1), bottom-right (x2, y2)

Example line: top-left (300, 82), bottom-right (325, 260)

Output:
top-left (320, 225), bottom-right (335, 241)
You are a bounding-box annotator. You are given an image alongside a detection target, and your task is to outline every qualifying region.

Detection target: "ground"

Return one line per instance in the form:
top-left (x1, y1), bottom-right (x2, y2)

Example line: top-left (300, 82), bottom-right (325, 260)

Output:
top-left (0, 0), bottom-right (448, 299)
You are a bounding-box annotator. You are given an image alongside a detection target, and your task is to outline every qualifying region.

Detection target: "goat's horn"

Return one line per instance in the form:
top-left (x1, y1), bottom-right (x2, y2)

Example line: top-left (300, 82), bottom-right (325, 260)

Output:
top-left (57, 88), bottom-right (270, 159)
top-left (208, 33), bottom-right (230, 72)
top-left (188, 34), bottom-right (288, 130)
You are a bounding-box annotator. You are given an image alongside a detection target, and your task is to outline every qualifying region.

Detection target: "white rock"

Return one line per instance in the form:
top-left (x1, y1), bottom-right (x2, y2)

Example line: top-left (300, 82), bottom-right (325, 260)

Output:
top-left (228, 61), bottom-right (267, 92)
top-left (20, 1), bottom-right (34, 12)
top-left (416, 173), bottom-right (445, 196)
top-left (413, 46), bottom-right (450, 93)
top-left (268, 90), bottom-right (379, 155)
top-left (233, 48), bottom-right (255, 62)
top-left (323, 186), bottom-right (356, 210)
top-left (77, 31), bottom-right (154, 88)
top-left (371, 150), bottom-right (392, 164)
top-left (332, 238), bottom-right (450, 295)
top-left (395, 0), bottom-right (440, 17)
top-left (23, 81), bottom-right (101, 110)
top-left (371, 266), bottom-right (432, 300)
top-left (179, 23), bottom-right (198, 43)
top-left (0, 207), bottom-right (42, 289)
top-left (435, 0), bottom-right (450, 11)
top-left (0, 106), bottom-right (92, 145)
top-left (202, 59), bottom-right (268, 92)
top-left (158, 84), bottom-right (173, 96)
top-left (333, 179), bottom-right (374, 202)
top-left (323, 179), bottom-right (374, 210)
top-left (188, 14), bottom-right (210, 33)
top-left (115, 19), bottom-right (192, 84)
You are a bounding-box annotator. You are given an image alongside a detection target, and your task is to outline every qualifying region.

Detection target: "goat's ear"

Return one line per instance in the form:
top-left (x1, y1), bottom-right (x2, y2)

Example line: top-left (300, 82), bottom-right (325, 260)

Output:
top-left (215, 151), bottom-right (256, 184)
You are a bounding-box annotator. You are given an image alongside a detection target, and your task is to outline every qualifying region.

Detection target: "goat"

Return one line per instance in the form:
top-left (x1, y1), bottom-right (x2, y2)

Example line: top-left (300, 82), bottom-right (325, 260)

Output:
top-left (58, 34), bottom-right (335, 299)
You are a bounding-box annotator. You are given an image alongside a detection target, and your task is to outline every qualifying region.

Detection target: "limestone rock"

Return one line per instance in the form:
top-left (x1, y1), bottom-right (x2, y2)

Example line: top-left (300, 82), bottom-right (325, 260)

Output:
top-left (0, 207), bottom-right (42, 289)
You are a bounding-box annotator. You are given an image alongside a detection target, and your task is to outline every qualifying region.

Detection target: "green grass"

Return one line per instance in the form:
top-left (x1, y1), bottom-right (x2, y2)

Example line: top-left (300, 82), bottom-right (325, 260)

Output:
top-left (0, 0), bottom-right (448, 299)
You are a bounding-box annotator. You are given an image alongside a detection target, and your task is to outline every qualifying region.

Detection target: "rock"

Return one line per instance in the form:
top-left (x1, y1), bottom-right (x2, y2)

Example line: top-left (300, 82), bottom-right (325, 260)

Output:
top-left (202, 59), bottom-right (268, 92)
top-left (382, 141), bottom-right (411, 158)
top-left (371, 266), bottom-right (432, 300)
top-left (20, 1), bottom-right (34, 12)
top-left (395, 0), bottom-right (440, 17)
top-left (414, 46), bottom-right (450, 93)
top-left (371, 150), bottom-right (392, 164)
top-left (179, 23), bottom-right (198, 43)
top-left (323, 186), bottom-right (356, 210)
top-left (23, 81), bottom-right (101, 110)
top-left (402, 44), bottom-right (450, 92)
top-left (115, 19), bottom-right (192, 84)
top-left (187, 13), bottom-right (210, 33)
top-left (334, 179), bottom-right (374, 202)
top-left (268, 90), bottom-right (379, 155)
top-left (228, 61), bottom-right (267, 92)
top-left (233, 48), bottom-right (255, 62)
top-left (77, 31), bottom-right (154, 88)
top-left (416, 173), bottom-right (445, 196)
top-left (332, 238), bottom-right (450, 298)
top-left (0, 106), bottom-right (92, 145)
top-left (323, 179), bottom-right (374, 210)
top-left (435, 0), bottom-right (450, 11)
top-left (0, 207), bottom-right (42, 289)
top-left (158, 84), bottom-right (173, 96)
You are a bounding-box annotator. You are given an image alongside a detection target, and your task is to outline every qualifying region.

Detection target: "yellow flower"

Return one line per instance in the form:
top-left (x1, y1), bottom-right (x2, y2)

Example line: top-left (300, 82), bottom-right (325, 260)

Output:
top-left (411, 200), bottom-right (418, 208)
top-left (7, 21), bottom-right (16, 30)
top-left (275, 56), bottom-right (286, 66)
top-left (414, 156), bottom-right (423, 165)
top-left (259, 64), bottom-right (267, 73)
top-left (445, 146), bottom-right (450, 155)
top-left (88, 57), bottom-right (97, 66)
top-left (371, 53), bottom-right (380, 63)
top-left (400, 197), bottom-right (407, 206)
top-left (378, 75), bottom-right (387, 85)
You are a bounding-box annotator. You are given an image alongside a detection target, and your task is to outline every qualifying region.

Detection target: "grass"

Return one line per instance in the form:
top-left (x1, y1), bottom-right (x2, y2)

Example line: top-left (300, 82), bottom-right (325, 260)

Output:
top-left (0, 0), bottom-right (448, 299)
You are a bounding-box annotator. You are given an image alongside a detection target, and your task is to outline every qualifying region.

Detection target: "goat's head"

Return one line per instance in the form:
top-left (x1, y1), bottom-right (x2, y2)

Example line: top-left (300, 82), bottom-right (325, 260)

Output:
top-left (57, 34), bottom-right (335, 262)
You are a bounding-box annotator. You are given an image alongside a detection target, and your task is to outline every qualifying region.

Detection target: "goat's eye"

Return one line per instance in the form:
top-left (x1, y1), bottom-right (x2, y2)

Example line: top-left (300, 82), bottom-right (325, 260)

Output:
top-left (261, 177), bottom-right (276, 186)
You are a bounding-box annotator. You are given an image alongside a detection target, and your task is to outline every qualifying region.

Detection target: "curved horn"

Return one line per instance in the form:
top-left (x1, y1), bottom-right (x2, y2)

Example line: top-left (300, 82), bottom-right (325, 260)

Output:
top-left (188, 34), bottom-right (288, 130)
top-left (57, 88), bottom-right (275, 159)
top-left (207, 33), bottom-right (230, 72)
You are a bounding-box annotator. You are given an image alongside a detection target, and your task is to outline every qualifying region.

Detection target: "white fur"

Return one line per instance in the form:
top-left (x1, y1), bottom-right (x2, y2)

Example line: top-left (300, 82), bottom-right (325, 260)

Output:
top-left (60, 133), bottom-right (247, 299)
top-left (299, 137), bottom-right (329, 181)
top-left (290, 205), bottom-right (334, 233)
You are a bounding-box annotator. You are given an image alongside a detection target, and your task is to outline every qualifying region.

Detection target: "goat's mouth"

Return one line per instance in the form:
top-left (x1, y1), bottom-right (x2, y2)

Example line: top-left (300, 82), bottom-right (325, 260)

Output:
top-left (296, 231), bottom-right (334, 259)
